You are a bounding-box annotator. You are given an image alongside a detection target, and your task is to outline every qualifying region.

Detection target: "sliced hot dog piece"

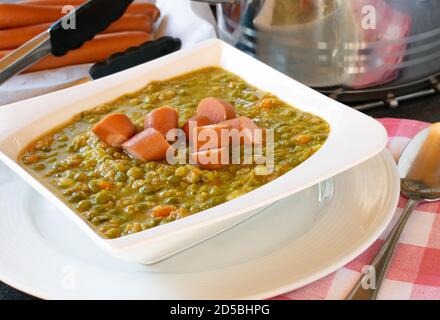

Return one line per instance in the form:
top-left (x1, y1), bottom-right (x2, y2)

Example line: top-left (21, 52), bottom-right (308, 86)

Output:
top-left (122, 128), bottom-right (170, 161)
top-left (191, 147), bottom-right (229, 170)
top-left (219, 117), bottom-right (241, 130)
top-left (182, 115), bottom-right (212, 140)
top-left (197, 97), bottom-right (236, 124)
top-left (144, 106), bottom-right (179, 137)
top-left (92, 113), bottom-right (136, 147)
top-left (192, 124), bottom-right (232, 151)
top-left (220, 116), bottom-right (263, 145)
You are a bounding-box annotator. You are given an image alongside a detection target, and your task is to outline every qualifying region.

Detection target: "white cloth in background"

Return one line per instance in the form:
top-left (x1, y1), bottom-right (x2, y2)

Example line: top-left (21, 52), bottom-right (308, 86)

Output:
top-left (0, 0), bottom-right (217, 106)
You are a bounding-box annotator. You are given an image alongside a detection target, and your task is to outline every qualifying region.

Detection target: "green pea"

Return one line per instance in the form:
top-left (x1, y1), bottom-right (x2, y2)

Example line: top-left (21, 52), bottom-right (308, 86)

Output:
top-left (92, 205), bottom-right (105, 213)
top-left (74, 172), bottom-right (87, 181)
top-left (127, 167), bottom-right (143, 179)
top-left (91, 215), bottom-right (111, 223)
top-left (87, 116), bottom-right (100, 123)
top-left (164, 197), bottom-right (179, 205)
top-left (128, 98), bottom-right (140, 105)
top-left (174, 166), bottom-right (187, 177)
top-left (132, 179), bottom-right (146, 189)
top-left (277, 126), bottom-right (290, 134)
top-left (69, 192), bottom-right (86, 203)
top-left (167, 175), bottom-right (181, 185)
top-left (196, 192), bottom-right (209, 202)
top-left (33, 163), bottom-right (46, 171)
top-left (140, 220), bottom-right (154, 230)
top-left (123, 205), bottom-right (139, 215)
top-left (76, 200), bottom-right (92, 212)
top-left (58, 177), bottom-right (74, 188)
top-left (115, 171), bottom-right (127, 182)
top-left (95, 190), bottom-right (113, 204)
top-left (206, 197), bottom-right (222, 207)
top-left (209, 186), bottom-right (222, 196)
top-left (181, 202), bottom-right (191, 210)
top-left (57, 135), bottom-right (68, 142)
top-left (202, 171), bottom-right (215, 182)
top-left (160, 217), bottom-right (174, 225)
top-left (88, 180), bottom-right (100, 193)
top-left (140, 185), bottom-right (156, 194)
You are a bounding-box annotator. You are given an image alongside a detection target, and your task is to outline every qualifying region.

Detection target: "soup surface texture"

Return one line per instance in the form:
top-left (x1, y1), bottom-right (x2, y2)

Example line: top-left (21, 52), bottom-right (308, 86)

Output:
top-left (20, 67), bottom-right (330, 239)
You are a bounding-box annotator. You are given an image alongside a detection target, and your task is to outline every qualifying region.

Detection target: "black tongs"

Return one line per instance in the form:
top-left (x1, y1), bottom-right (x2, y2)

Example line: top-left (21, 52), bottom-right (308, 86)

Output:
top-left (0, 0), bottom-right (138, 84)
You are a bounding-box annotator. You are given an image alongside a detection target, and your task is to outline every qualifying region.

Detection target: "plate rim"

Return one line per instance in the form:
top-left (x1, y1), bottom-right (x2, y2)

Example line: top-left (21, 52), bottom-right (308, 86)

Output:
top-left (0, 150), bottom-right (400, 300)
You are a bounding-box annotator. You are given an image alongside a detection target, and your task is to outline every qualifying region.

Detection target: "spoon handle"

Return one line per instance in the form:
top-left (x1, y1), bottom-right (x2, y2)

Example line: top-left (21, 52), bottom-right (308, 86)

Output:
top-left (346, 199), bottom-right (419, 300)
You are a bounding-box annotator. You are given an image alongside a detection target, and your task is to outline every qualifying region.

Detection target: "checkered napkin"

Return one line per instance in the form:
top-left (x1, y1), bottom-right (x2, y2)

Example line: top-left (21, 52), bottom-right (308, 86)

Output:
top-left (274, 118), bottom-right (440, 300)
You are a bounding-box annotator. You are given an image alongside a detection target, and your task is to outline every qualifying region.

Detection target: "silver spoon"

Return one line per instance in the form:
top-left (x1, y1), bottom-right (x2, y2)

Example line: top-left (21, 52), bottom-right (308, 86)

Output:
top-left (347, 123), bottom-right (440, 300)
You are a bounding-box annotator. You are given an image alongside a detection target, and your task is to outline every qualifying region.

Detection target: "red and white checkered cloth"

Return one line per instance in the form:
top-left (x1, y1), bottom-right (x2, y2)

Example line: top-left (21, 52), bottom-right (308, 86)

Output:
top-left (274, 118), bottom-right (440, 300)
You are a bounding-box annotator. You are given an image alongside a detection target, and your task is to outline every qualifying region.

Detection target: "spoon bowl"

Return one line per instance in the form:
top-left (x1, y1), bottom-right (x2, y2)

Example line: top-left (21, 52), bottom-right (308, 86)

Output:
top-left (399, 124), bottom-right (440, 201)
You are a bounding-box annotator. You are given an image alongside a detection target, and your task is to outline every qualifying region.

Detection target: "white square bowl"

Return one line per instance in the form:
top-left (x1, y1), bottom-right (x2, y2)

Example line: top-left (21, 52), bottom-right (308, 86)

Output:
top-left (0, 39), bottom-right (387, 264)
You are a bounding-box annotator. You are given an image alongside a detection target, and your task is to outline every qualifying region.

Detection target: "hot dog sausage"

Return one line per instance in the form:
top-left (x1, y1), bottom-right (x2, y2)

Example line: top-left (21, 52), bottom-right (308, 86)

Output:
top-left (23, 31), bottom-right (152, 72)
top-left (220, 116), bottom-right (263, 145)
top-left (192, 124), bottom-right (232, 151)
top-left (0, 15), bottom-right (152, 50)
top-left (19, 0), bottom-right (161, 20)
top-left (0, 3), bottom-right (159, 29)
top-left (144, 106), bottom-right (179, 137)
top-left (92, 113), bottom-right (136, 147)
top-left (197, 97), bottom-right (236, 123)
top-left (122, 128), bottom-right (171, 161)
top-left (0, 3), bottom-right (64, 28)
top-left (182, 115), bottom-right (212, 140)
top-left (106, 14), bottom-right (153, 34)
top-left (0, 23), bottom-right (50, 50)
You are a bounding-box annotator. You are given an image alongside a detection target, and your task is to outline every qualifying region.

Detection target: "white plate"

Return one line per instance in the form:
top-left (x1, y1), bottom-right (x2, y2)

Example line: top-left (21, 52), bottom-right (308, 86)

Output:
top-left (0, 39), bottom-right (387, 264)
top-left (0, 150), bottom-right (399, 299)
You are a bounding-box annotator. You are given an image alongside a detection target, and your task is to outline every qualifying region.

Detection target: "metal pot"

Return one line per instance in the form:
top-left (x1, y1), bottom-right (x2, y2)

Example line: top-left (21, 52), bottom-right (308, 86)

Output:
top-left (196, 0), bottom-right (440, 104)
